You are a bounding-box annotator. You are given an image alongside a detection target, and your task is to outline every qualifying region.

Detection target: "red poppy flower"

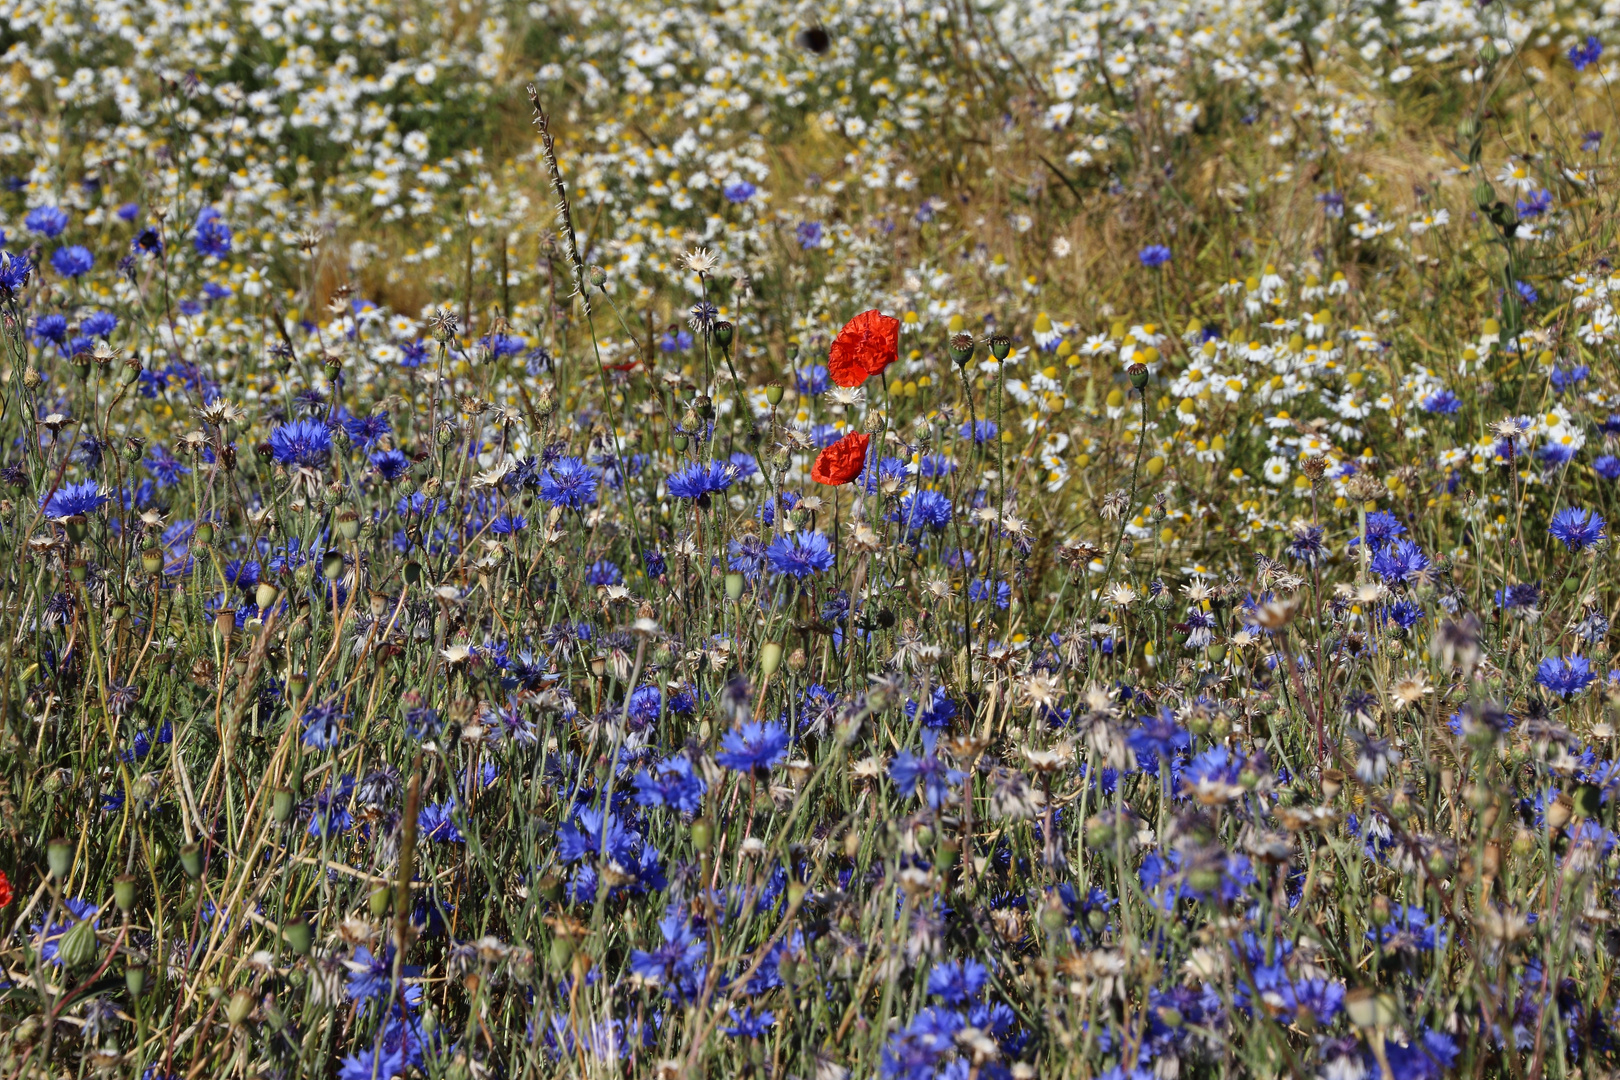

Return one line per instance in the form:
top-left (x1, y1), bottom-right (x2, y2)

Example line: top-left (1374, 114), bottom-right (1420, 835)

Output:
top-left (811, 431), bottom-right (870, 486)
top-left (827, 310), bottom-right (899, 387)
top-left (0, 869), bottom-right (12, 907)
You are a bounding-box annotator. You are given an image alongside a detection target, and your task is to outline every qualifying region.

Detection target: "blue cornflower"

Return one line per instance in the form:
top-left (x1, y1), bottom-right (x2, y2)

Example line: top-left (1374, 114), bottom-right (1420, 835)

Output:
top-left (1570, 35), bottom-right (1604, 71)
top-left (889, 731), bottom-right (965, 808)
top-left (723, 181), bottom-right (757, 203)
top-left (25, 205), bottom-right (68, 238)
top-left (927, 959), bottom-right (989, 1004)
top-left (666, 461), bottom-right (734, 501)
top-left (1420, 389), bottom-right (1461, 415)
top-left (342, 411), bottom-right (391, 449)
top-left (1138, 244), bottom-right (1171, 268)
top-left (723, 1007), bottom-right (775, 1038)
top-left (32, 313), bottom-right (68, 345)
top-left (193, 208), bottom-right (232, 258)
top-left (51, 245), bottom-right (93, 278)
top-left (1514, 280), bottom-right (1538, 306)
top-left (268, 418), bottom-right (332, 468)
top-left (489, 513), bottom-right (527, 535)
top-left (585, 559), bottom-right (623, 586)
top-left (40, 480), bottom-right (107, 518)
top-left (795, 365), bottom-right (830, 395)
top-left (633, 755), bottom-right (707, 814)
top-left (629, 910), bottom-right (706, 1001)
top-left (557, 806), bottom-right (639, 865)
top-left (1317, 191), bottom-right (1346, 218)
top-left (1129, 706), bottom-right (1190, 765)
top-left (715, 720), bottom-right (790, 774)
top-left (346, 944), bottom-right (422, 1004)
top-left (644, 549), bottom-right (666, 576)
top-left (1538, 655), bottom-right (1597, 698)
top-left (400, 339), bottom-right (430, 367)
top-left (1516, 189), bottom-right (1552, 218)
top-left (1549, 365), bottom-right (1589, 393)
top-left (1286, 524), bottom-right (1324, 565)
top-left (418, 800), bottom-right (464, 842)
top-left (960, 419), bottom-right (998, 443)
top-left (895, 489), bottom-right (953, 533)
top-left (1549, 507), bottom-right (1605, 551)
top-left (968, 578), bottom-right (1011, 608)
top-left (370, 449), bottom-right (411, 481)
top-left (81, 310), bottom-right (117, 338)
top-left (906, 686), bottom-right (957, 730)
top-left (338, 1050), bottom-right (404, 1080)
top-left (729, 534), bottom-right (767, 578)
top-left (795, 221), bottom-right (824, 249)
top-left (0, 251), bottom-right (34, 295)
top-left (302, 701), bottom-right (347, 749)
top-left (539, 456), bottom-right (598, 509)
top-left (766, 531), bottom-right (834, 577)
top-left (1369, 538), bottom-right (1429, 584)
top-left (1595, 455), bottom-right (1620, 480)
top-left (1494, 581), bottom-right (1540, 610)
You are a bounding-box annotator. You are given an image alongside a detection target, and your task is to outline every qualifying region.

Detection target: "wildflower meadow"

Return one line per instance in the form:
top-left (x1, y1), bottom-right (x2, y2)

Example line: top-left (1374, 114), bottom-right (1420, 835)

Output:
top-left (3, 0), bottom-right (1620, 1077)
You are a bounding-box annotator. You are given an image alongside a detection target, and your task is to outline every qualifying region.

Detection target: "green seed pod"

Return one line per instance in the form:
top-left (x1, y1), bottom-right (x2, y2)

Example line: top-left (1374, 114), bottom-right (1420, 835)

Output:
top-left (949, 333), bottom-right (975, 369)
top-left (1128, 363), bottom-right (1149, 390)
top-left (256, 582), bottom-right (280, 610)
top-left (989, 334), bottom-right (1011, 361)
top-left (46, 837), bottom-right (73, 880)
top-left (272, 787), bottom-right (296, 823)
top-left (724, 572), bottom-right (745, 601)
top-left (179, 843), bottom-right (203, 879)
top-left (57, 917), bottom-right (99, 970)
top-left (765, 384), bottom-right (784, 406)
top-left (334, 507), bottom-right (360, 541)
top-left (226, 989), bottom-right (255, 1026)
top-left (690, 818), bottom-right (714, 852)
top-left (321, 550), bottom-right (346, 581)
top-left (126, 963), bottom-right (147, 998)
top-left (113, 875), bottom-right (137, 914)
top-left (142, 547), bottom-right (164, 575)
top-left (194, 521), bottom-right (215, 545)
top-left (759, 641), bottom-right (783, 675)
top-left (712, 321), bottom-right (734, 350)
top-left (282, 916), bottom-right (313, 955)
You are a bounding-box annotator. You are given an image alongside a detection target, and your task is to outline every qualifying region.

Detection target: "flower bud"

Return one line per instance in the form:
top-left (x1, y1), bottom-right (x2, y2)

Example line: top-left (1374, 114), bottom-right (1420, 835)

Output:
top-left (589, 265), bottom-right (607, 288)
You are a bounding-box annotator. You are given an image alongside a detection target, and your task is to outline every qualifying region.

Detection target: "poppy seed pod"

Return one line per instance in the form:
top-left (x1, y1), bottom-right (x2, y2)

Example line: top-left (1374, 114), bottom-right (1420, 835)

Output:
top-left (46, 837), bottom-right (73, 880)
top-left (282, 916), bottom-right (312, 955)
top-left (989, 334), bottom-right (1011, 360)
top-left (949, 333), bottom-right (975, 369)
top-left (712, 320), bottom-right (734, 350)
top-left (1128, 363), bottom-right (1150, 390)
